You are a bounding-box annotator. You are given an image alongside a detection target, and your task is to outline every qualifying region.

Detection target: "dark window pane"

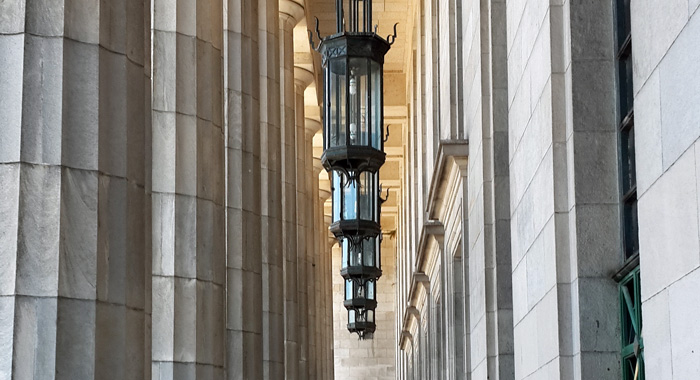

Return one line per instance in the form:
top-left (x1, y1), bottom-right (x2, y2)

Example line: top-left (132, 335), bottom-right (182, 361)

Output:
top-left (618, 53), bottom-right (634, 120)
top-left (621, 125), bottom-right (637, 194)
top-left (624, 198), bottom-right (639, 259)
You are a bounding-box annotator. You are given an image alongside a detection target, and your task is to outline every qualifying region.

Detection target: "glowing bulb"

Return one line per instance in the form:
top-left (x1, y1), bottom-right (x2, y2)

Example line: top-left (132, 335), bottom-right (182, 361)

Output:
top-left (350, 122), bottom-right (357, 142)
top-left (349, 76), bottom-right (357, 95)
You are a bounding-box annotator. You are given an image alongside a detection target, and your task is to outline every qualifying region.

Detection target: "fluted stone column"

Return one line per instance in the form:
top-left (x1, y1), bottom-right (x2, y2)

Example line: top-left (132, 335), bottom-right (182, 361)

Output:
top-left (293, 67), bottom-right (314, 380)
top-left (151, 0), bottom-right (225, 378)
top-left (224, 0), bottom-right (267, 378)
top-left (318, 183), bottom-right (333, 380)
top-left (324, 215), bottom-right (337, 380)
top-left (0, 2), bottom-right (149, 378)
top-left (278, 2), bottom-right (304, 379)
top-left (311, 155), bottom-right (324, 380)
top-left (256, 0), bottom-right (285, 378)
top-left (302, 116), bottom-right (322, 380)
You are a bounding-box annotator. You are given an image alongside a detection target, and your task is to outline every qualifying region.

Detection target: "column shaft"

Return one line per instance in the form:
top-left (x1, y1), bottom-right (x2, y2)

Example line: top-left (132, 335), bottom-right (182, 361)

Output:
top-left (151, 0), bottom-right (226, 377)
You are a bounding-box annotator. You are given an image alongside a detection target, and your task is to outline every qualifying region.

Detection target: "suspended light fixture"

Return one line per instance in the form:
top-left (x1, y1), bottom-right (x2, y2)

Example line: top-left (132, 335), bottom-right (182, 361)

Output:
top-left (311, 0), bottom-right (396, 340)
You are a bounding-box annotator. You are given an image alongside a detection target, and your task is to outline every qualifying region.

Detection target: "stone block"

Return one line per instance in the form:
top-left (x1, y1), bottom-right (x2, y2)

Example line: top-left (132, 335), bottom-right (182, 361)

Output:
top-left (152, 110), bottom-right (177, 193)
top-left (125, 308), bottom-right (146, 379)
top-left (526, 220), bottom-right (556, 309)
top-left (642, 289), bottom-right (672, 379)
top-left (126, 60), bottom-right (146, 184)
top-left (56, 298), bottom-right (96, 380)
top-left (58, 167), bottom-right (98, 300)
top-left (64, 0), bottom-right (100, 44)
top-left (535, 289), bottom-right (559, 367)
top-left (631, 0), bottom-right (687, 94)
top-left (151, 276), bottom-right (175, 361)
top-left (16, 164), bottom-right (60, 297)
top-left (0, 296), bottom-right (14, 376)
top-left (62, 39), bottom-right (99, 170)
top-left (0, 35), bottom-right (24, 163)
top-left (96, 176), bottom-right (127, 304)
top-left (175, 34), bottom-right (197, 116)
top-left (12, 296), bottom-right (58, 379)
top-left (576, 278), bottom-right (619, 352)
top-left (639, 149), bottom-right (700, 300)
top-left (573, 131), bottom-right (619, 205)
top-left (173, 277), bottom-right (196, 362)
top-left (0, 0), bottom-right (25, 34)
top-left (660, 13), bottom-right (700, 169)
top-left (152, 31), bottom-right (177, 112)
top-left (152, 361), bottom-right (174, 380)
top-left (669, 268), bottom-right (700, 378)
top-left (99, 0), bottom-right (127, 54)
top-left (569, 0), bottom-right (614, 61)
top-left (574, 204), bottom-right (621, 277)
top-left (579, 351), bottom-right (619, 379)
top-left (196, 39), bottom-right (213, 122)
top-left (571, 61), bottom-right (616, 133)
top-left (19, 35), bottom-right (63, 166)
top-left (95, 302), bottom-right (126, 379)
top-left (126, 183), bottom-right (146, 309)
top-left (634, 69), bottom-right (662, 195)
top-left (125, 0), bottom-right (145, 65)
top-left (152, 0), bottom-right (176, 32)
top-left (98, 49), bottom-right (128, 177)
top-left (0, 165), bottom-right (19, 295)
top-left (196, 281), bottom-right (224, 366)
top-left (152, 193), bottom-right (176, 276)
top-left (175, 113), bottom-right (197, 196)
top-left (174, 195), bottom-right (197, 279)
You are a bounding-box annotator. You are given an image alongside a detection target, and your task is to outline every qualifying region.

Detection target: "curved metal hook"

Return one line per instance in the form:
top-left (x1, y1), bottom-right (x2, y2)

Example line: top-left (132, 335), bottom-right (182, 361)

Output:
top-left (387, 23), bottom-right (399, 45)
top-left (379, 186), bottom-right (390, 204)
top-left (383, 124), bottom-right (391, 143)
top-left (308, 17), bottom-right (323, 51)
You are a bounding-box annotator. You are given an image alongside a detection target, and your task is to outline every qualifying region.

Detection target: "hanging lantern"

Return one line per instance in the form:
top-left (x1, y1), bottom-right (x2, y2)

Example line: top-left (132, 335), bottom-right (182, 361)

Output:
top-left (347, 307), bottom-right (376, 340)
top-left (311, 0), bottom-right (397, 178)
top-left (330, 170), bottom-right (381, 243)
top-left (311, 0), bottom-right (397, 339)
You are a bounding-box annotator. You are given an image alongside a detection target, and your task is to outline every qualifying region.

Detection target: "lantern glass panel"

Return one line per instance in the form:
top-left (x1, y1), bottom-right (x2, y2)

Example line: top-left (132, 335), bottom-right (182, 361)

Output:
top-left (341, 237), bottom-right (380, 270)
top-left (347, 58), bottom-right (370, 147)
top-left (331, 171), bottom-right (379, 223)
top-left (348, 309), bottom-right (356, 323)
top-left (366, 309), bottom-right (374, 323)
top-left (329, 59), bottom-right (346, 148)
top-left (344, 279), bottom-right (376, 301)
top-left (371, 60), bottom-right (382, 148)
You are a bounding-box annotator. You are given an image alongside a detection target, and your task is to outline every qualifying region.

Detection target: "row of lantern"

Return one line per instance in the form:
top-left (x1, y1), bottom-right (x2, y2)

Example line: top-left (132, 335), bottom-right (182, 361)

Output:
top-left (314, 0), bottom-right (396, 339)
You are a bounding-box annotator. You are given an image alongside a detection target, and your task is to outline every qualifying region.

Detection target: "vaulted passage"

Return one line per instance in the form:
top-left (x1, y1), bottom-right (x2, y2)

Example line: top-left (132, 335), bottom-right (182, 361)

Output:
top-left (1, 0), bottom-right (700, 379)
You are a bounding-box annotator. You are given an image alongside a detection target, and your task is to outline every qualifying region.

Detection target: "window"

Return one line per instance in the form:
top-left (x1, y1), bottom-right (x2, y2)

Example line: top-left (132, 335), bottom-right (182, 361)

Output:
top-left (614, 0), bottom-right (643, 378)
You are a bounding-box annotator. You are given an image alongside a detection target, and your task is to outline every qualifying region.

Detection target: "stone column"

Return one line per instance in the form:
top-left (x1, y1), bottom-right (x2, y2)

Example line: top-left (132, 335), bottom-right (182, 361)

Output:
top-left (151, 0), bottom-right (226, 378)
top-left (312, 156), bottom-right (325, 380)
top-left (278, 2), bottom-right (304, 379)
top-left (303, 117), bottom-right (322, 380)
top-left (318, 183), bottom-right (333, 380)
top-left (293, 67), bottom-right (313, 380)
top-left (257, 0), bottom-right (284, 378)
top-left (0, 2), bottom-right (149, 378)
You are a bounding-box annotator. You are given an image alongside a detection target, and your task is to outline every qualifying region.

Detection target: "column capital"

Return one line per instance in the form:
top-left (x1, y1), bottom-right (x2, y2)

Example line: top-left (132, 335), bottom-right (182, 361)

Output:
top-left (294, 67), bottom-right (315, 91)
top-left (305, 117), bottom-right (322, 136)
top-left (279, 0), bottom-right (305, 27)
top-left (319, 188), bottom-right (331, 202)
top-left (313, 157), bottom-right (324, 175)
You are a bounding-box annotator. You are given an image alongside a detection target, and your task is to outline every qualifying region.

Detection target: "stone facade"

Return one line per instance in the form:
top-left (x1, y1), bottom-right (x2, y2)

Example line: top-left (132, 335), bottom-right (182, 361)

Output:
top-left (395, 0), bottom-right (700, 380)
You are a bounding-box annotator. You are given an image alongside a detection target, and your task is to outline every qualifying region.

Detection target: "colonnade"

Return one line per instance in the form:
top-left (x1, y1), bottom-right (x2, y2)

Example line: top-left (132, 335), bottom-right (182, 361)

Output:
top-left (0, 0), bottom-right (334, 378)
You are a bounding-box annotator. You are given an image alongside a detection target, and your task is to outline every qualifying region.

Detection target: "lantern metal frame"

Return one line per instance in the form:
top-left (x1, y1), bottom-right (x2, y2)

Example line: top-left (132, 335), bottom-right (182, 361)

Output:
top-left (311, 0), bottom-right (397, 340)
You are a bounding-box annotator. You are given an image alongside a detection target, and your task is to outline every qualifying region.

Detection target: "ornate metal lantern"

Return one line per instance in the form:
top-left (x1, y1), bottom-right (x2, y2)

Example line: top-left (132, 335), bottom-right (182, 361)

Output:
top-left (312, 0), bottom-right (396, 340)
top-left (311, 0), bottom-right (396, 178)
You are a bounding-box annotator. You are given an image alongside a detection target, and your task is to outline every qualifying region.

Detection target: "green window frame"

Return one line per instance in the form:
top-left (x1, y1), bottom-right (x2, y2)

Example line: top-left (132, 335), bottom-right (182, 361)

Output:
top-left (620, 268), bottom-right (644, 380)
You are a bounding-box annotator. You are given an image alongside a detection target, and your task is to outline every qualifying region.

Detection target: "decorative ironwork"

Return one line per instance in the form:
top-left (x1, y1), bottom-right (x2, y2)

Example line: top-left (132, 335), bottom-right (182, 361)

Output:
top-left (312, 0), bottom-right (397, 340)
